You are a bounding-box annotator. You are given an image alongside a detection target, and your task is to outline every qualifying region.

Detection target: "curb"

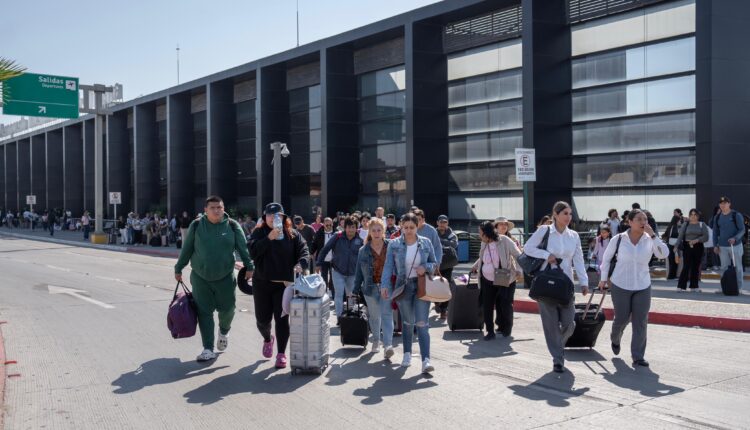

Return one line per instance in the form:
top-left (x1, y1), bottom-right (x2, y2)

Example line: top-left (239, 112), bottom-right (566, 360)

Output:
top-left (0, 231), bottom-right (180, 259)
top-left (513, 299), bottom-right (750, 333)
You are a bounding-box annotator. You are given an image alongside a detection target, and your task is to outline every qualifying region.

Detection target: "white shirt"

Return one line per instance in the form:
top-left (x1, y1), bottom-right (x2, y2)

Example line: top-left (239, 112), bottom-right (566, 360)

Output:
top-left (524, 225), bottom-right (589, 288)
top-left (359, 228), bottom-right (369, 241)
top-left (600, 232), bottom-right (668, 291)
top-left (608, 218), bottom-right (620, 234)
top-left (405, 242), bottom-right (421, 278)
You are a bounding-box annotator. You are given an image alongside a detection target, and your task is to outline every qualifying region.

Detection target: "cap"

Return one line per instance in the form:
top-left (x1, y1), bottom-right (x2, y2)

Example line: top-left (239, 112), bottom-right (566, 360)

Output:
top-left (293, 215), bottom-right (303, 224)
top-left (437, 215), bottom-right (449, 222)
top-left (719, 196), bottom-right (731, 204)
top-left (386, 213), bottom-right (395, 219)
top-left (263, 202), bottom-right (285, 216)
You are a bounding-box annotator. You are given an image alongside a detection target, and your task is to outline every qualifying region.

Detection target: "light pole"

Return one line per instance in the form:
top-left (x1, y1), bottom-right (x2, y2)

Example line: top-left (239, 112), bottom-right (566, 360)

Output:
top-left (270, 142), bottom-right (290, 203)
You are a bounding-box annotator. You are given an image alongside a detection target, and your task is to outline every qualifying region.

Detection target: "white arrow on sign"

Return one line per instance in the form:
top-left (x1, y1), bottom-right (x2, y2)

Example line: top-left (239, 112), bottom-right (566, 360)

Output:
top-left (38, 106), bottom-right (47, 114)
top-left (48, 285), bottom-right (115, 309)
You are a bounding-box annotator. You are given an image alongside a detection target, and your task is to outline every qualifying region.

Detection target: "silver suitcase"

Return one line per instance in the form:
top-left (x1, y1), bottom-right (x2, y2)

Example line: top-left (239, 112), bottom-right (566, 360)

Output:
top-left (289, 293), bottom-right (331, 375)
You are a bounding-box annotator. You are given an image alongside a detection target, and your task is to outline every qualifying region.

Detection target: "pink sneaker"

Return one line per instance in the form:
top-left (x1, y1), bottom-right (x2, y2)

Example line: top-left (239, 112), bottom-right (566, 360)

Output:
top-left (262, 336), bottom-right (275, 359)
top-left (275, 353), bottom-right (287, 369)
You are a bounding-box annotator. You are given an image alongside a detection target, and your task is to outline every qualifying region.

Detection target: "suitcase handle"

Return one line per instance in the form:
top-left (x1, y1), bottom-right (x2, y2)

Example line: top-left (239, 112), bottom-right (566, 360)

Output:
top-left (582, 287), bottom-right (607, 319)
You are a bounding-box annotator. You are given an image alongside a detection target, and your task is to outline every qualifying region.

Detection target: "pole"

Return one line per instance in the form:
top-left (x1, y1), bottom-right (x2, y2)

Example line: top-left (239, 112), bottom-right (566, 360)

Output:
top-left (272, 142), bottom-right (281, 203)
top-left (523, 182), bottom-right (530, 244)
top-left (94, 110), bottom-right (104, 236)
top-left (296, 0), bottom-right (300, 47)
top-left (114, 203), bottom-right (117, 225)
top-left (176, 44), bottom-right (180, 84)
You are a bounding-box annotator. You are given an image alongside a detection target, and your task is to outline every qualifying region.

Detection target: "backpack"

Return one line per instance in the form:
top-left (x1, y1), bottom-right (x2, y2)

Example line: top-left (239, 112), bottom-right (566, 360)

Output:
top-left (713, 210), bottom-right (748, 245)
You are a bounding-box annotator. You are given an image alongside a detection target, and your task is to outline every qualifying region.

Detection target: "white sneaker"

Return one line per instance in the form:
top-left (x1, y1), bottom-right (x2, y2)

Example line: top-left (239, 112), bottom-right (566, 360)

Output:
top-left (384, 346), bottom-right (395, 360)
top-left (217, 333), bottom-right (228, 351)
top-left (371, 340), bottom-right (380, 353)
top-left (422, 358), bottom-right (434, 374)
top-left (401, 352), bottom-right (412, 367)
top-left (196, 349), bottom-right (216, 362)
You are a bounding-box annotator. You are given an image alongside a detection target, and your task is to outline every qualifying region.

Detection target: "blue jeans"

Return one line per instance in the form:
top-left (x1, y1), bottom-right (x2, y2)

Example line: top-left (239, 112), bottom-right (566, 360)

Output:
top-left (396, 278), bottom-right (431, 359)
top-left (331, 270), bottom-right (355, 317)
top-left (363, 293), bottom-right (394, 347)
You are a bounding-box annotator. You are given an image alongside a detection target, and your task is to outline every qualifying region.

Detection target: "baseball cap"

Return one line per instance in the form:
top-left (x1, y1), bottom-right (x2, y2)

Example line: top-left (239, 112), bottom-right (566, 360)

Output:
top-left (437, 215), bottom-right (449, 222)
top-left (263, 202), bottom-right (285, 215)
top-left (719, 196), bottom-right (731, 204)
top-left (293, 215), bottom-right (303, 224)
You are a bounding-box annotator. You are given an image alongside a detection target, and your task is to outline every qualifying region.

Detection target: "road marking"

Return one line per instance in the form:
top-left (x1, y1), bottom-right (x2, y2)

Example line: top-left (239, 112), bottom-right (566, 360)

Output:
top-left (46, 265), bottom-right (72, 272)
top-left (48, 285), bottom-right (115, 309)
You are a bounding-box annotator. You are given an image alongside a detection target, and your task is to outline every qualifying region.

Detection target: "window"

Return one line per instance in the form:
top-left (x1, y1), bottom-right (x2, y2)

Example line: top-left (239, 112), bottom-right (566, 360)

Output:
top-left (447, 39), bottom-right (522, 81)
top-left (449, 130), bottom-right (522, 164)
top-left (449, 100), bottom-right (522, 135)
top-left (573, 150), bottom-right (695, 188)
top-left (573, 188), bottom-right (696, 222)
top-left (448, 69), bottom-right (522, 108)
top-left (449, 163), bottom-right (520, 192)
top-left (358, 66), bottom-right (406, 98)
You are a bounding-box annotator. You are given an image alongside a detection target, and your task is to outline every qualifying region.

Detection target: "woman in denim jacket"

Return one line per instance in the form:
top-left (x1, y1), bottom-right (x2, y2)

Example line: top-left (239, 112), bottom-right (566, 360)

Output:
top-left (380, 213), bottom-right (438, 374)
top-left (353, 218), bottom-right (394, 357)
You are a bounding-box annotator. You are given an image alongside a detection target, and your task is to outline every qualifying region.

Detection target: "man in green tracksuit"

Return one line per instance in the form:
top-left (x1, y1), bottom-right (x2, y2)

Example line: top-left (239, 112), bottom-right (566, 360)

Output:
top-left (175, 195), bottom-right (253, 362)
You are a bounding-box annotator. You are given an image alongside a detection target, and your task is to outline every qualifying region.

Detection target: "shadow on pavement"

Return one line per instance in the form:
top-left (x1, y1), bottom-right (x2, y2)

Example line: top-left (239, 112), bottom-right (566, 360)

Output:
top-left (564, 348), bottom-right (607, 362)
top-left (111, 357), bottom-right (229, 394)
top-left (461, 336), bottom-right (519, 360)
top-left (602, 357), bottom-right (685, 397)
top-left (183, 360), bottom-right (314, 405)
top-left (509, 371), bottom-right (590, 407)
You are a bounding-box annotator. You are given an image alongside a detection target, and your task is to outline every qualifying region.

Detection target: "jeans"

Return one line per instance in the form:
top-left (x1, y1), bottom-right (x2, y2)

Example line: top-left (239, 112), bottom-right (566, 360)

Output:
top-left (719, 245), bottom-right (745, 291)
top-left (331, 270), bottom-right (356, 317)
top-left (83, 224), bottom-right (90, 240)
top-left (396, 278), bottom-right (431, 359)
top-left (119, 228), bottom-right (128, 244)
top-left (49, 223), bottom-right (55, 236)
top-left (363, 293), bottom-right (394, 347)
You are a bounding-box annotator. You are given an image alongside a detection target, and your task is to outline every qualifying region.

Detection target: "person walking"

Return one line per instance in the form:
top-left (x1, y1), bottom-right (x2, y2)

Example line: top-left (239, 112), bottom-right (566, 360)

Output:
top-left (606, 209), bottom-right (620, 234)
top-left (81, 211), bottom-right (91, 240)
top-left (523, 201), bottom-right (589, 373)
top-left (248, 203), bottom-right (309, 369)
top-left (675, 209), bottom-right (709, 292)
top-left (380, 213), bottom-right (438, 374)
top-left (358, 212), bottom-right (371, 241)
top-left (662, 210), bottom-right (684, 280)
top-left (352, 218), bottom-right (394, 356)
top-left (315, 216), bottom-right (364, 323)
top-left (179, 211), bottom-right (192, 242)
top-left (48, 209), bottom-right (57, 237)
top-left (413, 209), bottom-right (443, 265)
top-left (312, 217), bottom-right (336, 296)
top-left (311, 214), bottom-right (323, 232)
top-left (471, 220), bottom-right (522, 339)
top-left (435, 215), bottom-right (458, 320)
top-left (590, 226), bottom-right (612, 271)
top-left (599, 209), bottom-right (668, 367)
top-left (385, 214), bottom-right (399, 238)
top-left (174, 196), bottom-right (254, 362)
top-left (712, 196), bottom-right (746, 294)
top-left (117, 215), bottom-right (128, 245)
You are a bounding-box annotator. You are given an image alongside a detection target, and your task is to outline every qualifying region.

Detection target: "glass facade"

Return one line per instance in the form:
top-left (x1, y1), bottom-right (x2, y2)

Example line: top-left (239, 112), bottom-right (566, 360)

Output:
top-left (157, 119), bottom-right (167, 210)
top-left (288, 85), bottom-right (321, 218)
top-left (193, 111), bottom-right (207, 210)
top-left (235, 99), bottom-right (257, 210)
top-left (357, 66), bottom-right (407, 213)
top-left (570, 0), bottom-right (696, 222)
top-left (447, 39), bottom-right (523, 221)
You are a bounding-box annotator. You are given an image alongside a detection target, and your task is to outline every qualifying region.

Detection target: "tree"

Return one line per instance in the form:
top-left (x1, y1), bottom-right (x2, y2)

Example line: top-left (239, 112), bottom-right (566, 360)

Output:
top-left (0, 58), bottom-right (26, 104)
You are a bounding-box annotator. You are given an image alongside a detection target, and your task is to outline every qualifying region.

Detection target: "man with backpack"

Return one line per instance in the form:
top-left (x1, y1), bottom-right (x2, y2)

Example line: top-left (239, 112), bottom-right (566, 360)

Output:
top-left (713, 196), bottom-right (746, 294)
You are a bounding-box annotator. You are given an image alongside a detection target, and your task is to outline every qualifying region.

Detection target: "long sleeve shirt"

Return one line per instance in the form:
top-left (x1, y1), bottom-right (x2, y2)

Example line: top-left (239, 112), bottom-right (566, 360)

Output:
top-left (523, 225), bottom-right (588, 288)
top-left (417, 223), bottom-right (443, 264)
top-left (600, 232), bottom-right (668, 291)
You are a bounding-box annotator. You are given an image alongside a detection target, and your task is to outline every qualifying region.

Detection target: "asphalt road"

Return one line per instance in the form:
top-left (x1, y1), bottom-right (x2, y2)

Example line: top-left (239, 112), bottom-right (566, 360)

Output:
top-left (1, 236), bottom-right (749, 430)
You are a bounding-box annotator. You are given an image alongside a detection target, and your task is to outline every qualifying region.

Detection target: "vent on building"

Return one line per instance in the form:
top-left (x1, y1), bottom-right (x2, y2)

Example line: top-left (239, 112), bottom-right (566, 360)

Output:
top-left (443, 6), bottom-right (523, 54)
top-left (568, 0), bottom-right (666, 23)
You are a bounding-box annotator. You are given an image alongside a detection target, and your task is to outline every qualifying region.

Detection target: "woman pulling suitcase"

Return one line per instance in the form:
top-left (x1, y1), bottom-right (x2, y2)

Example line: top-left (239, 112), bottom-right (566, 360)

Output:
top-left (523, 201), bottom-right (589, 373)
top-left (380, 213), bottom-right (438, 374)
top-left (598, 209), bottom-right (668, 367)
top-left (352, 218), bottom-right (395, 357)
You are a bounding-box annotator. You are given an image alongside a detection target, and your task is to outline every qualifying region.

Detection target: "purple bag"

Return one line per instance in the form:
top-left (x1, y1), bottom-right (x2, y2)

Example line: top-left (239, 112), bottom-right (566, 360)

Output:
top-left (168, 281), bottom-right (198, 339)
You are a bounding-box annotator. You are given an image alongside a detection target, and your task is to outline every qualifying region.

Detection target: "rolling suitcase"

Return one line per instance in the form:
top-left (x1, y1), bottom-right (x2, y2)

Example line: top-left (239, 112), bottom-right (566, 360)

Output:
top-left (150, 235), bottom-right (161, 247)
top-left (565, 288), bottom-right (607, 348)
top-left (447, 274), bottom-right (483, 331)
top-left (289, 292), bottom-right (331, 375)
top-left (721, 247), bottom-right (740, 296)
top-left (340, 296), bottom-right (369, 347)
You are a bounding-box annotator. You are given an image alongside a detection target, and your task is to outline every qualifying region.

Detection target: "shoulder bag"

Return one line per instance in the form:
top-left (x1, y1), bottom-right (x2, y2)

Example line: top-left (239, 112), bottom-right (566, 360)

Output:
top-left (417, 267), bottom-right (452, 303)
top-left (489, 241), bottom-right (514, 287)
top-left (517, 226), bottom-right (551, 276)
top-left (606, 235), bottom-right (623, 287)
top-left (528, 265), bottom-right (574, 306)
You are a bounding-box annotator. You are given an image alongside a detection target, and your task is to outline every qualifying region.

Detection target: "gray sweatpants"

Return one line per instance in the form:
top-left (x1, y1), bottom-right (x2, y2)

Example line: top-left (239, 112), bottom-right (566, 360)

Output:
top-left (610, 284), bottom-right (651, 361)
top-left (538, 300), bottom-right (576, 366)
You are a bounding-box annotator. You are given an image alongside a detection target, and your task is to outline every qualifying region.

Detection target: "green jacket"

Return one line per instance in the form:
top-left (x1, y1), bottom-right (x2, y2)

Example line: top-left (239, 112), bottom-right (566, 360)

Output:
top-left (174, 213), bottom-right (253, 281)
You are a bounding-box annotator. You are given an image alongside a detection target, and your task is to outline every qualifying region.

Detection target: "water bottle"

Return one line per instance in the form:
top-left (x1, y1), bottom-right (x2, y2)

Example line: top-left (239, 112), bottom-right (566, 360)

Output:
top-left (273, 213), bottom-right (284, 240)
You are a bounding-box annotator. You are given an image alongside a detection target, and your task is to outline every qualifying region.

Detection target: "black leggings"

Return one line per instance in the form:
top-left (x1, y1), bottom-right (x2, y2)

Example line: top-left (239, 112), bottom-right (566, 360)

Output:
top-left (480, 276), bottom-right (516, 336)
top-left (677, 242), bottom-right (704, 290)
top-left (252, 278), bottom-right (290, 354)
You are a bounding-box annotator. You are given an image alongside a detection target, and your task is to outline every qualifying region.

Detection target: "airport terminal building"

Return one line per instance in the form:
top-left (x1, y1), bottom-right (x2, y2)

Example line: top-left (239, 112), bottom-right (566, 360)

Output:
top-left (1, 0), bottom-right (748, 225)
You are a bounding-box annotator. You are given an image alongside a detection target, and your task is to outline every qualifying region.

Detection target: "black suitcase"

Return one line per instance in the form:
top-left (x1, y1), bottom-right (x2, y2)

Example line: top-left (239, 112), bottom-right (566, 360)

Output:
top-left (566, 289), bottom-right (607, 348)
top-left (721, 247), bottom-right (740, 296)
top-left (447, 275), bottom-right (483, 331)
top-left (340, 296), bottom-right (369, 347)
top-left (150, 236), bottom-right (161, 247)
top-left (176, 239), bottom-right (182, 249)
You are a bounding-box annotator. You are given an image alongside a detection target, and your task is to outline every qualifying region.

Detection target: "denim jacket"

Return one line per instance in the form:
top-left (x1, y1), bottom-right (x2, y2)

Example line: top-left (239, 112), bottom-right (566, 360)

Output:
top-left (380, 235), bottom-right (437, 294)
top-left (352, 239), bottom-right (390, 297)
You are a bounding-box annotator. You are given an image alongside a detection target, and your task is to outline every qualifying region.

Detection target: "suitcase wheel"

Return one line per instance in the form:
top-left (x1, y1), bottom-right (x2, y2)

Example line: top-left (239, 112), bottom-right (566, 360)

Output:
top-left (449, 324), bottom-right (455, 331)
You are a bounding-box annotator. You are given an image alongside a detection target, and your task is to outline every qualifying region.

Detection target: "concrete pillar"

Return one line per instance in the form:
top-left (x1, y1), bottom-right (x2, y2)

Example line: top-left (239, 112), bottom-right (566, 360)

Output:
top-left (46, 129), bottom-right (64, 212)
top-left (167, 92), bottom-right (193, 216)
top-left (63, 124), bottom-right (84, 216)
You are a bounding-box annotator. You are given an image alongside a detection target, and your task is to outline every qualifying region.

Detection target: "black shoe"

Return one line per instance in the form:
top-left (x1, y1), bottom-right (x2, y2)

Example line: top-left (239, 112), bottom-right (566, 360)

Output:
top-left (633, 359), bottom-right (649, 367)
top-left (611, 342), bottom-right (620, 355)
top-left (553, 364), bottom-right (564, 373)
top-left (501, 331), bottom-right (512, 338)
top-left (483, 332), bottom-right (496, 341)
top-left (336, 318), bottom-right (341, 327)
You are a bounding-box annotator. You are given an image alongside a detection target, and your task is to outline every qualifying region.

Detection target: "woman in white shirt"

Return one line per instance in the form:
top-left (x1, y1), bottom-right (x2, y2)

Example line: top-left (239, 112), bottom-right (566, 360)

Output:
top-left (599, 209), bottom-right (668, 368)
top-left (524, 201), bottom-right (589, 373)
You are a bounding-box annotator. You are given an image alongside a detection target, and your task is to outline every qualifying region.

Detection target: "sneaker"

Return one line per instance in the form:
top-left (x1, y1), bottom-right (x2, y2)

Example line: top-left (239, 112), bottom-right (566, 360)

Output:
top-left (371, 340), bottom-right (380, 353)
top-left (275, 353), bottom-right (287, 369)
top-left (611, 342), bottom-right (620, 355)
top-left (677, 289), bottom-right (686, 293)
top-left (633, 359), bottom-right (649, 367)
top-left (422, 358), bottom-right (434, 374)
top-left (384, 346), bottom-right (395, 360)
top-left (262, 336), bottom-right (275, 359)
top-left (196, 349), bottom-right (216, 362)
top-left (401, 352), bottom-right (412, 367)
top-left (217, 333), bottom-right (228, 351)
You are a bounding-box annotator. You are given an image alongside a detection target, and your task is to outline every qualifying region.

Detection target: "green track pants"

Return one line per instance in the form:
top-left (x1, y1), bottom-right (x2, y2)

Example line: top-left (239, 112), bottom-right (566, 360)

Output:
top-left (190, 271), bottom-right (236, 350)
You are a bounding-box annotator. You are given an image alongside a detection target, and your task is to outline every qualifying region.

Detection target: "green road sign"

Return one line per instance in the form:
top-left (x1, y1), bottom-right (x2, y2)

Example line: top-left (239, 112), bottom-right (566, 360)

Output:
top-left (2, 73), bottom-right (79, 119)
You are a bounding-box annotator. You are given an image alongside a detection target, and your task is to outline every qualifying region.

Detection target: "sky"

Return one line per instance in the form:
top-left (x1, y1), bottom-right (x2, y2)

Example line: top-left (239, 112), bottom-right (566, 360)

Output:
top-left (0, 0), bottom-right (441, 125)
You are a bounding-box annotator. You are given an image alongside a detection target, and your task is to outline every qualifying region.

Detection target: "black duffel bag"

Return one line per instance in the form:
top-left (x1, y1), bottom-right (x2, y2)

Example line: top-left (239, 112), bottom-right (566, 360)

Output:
top-left (440, 246), bottom-right (459, 271)
top-left (529, 265), bottom-right (574, 306)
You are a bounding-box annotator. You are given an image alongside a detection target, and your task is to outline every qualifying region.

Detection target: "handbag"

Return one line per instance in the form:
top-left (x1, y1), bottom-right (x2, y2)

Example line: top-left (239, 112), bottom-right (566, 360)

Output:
top-left (439, 246), bottom-right (459, 271)
top-left (517, 226), bottom-right (551, 276)
top-left (391, 242), bottom-right (419, 301)
top-left (606, 235), bottom-right (623, 287)
top-left (528, 266), bottom-right (574, 306)
top-left (167, 281), bottom-right (198, 339)
top-left (292, 273), bottom-right (327, 298)
top-left (417, 269), bottom-right (452, 302)
top-left (488, 242), bottom-right (514, 287)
